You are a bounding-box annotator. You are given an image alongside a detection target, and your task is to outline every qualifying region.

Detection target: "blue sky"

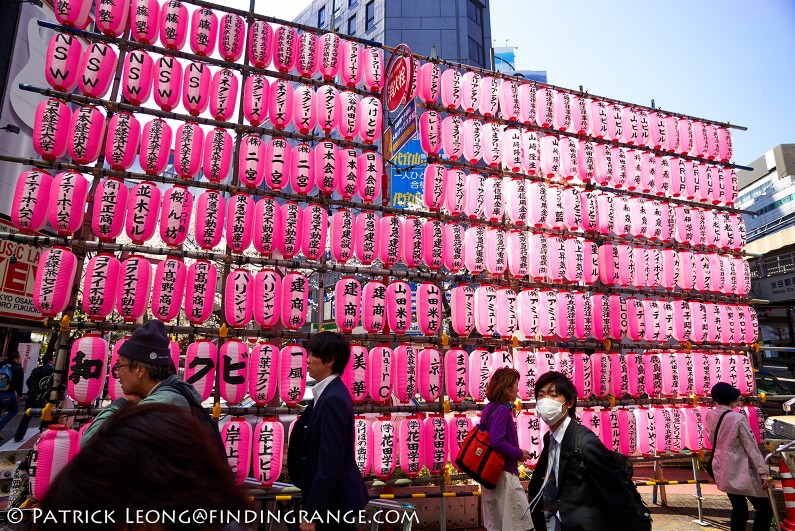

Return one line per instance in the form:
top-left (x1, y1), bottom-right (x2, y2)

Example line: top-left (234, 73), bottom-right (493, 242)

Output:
top-left (251, 0), bottom-right (795, 166)
top-left (488, 0), bottom-right (795, 166)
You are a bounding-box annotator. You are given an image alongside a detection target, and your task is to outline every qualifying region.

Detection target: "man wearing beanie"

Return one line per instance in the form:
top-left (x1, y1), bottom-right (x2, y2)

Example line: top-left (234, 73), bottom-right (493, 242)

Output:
top-left (80, 320), bottom-right (204, 447)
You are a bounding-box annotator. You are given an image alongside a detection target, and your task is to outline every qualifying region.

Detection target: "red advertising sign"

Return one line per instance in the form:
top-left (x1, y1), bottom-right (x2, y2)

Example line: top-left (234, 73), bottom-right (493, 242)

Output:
top-left (0, 218), bottom-right (44, 321)
top-left (383, 44), bottom-right (414, 112)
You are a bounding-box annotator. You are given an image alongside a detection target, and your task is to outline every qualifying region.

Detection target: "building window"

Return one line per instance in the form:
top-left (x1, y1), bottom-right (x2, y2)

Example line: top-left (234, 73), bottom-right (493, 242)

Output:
top-left (333, 0), bottom-right (340, 17)
top-left (365, 0), bottom-right (375, 32)
top-left (348, 14), bottom-right (356, 36)
top-left (468, 37), bottom-right (483, 65)
top-left (318, 6), bottom-right (327, 29)
top-left (467, 0), bottom-right (482, 24)
top-left (349, 0), bottom-right (358, 6)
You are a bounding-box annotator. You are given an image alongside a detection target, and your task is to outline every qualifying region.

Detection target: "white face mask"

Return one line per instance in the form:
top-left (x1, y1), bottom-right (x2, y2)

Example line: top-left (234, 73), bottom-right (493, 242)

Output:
top-left (536, 397), bottom-right (566, 426)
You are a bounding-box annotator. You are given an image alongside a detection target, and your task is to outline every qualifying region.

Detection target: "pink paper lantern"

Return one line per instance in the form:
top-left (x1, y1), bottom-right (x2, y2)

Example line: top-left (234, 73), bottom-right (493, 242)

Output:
top-left (274, 25), bottom-right (297, 73)
top-left (139, 118), bottom-right (172, 175)
top-left (482, 121), bottom-right (503, 168)
top-left (31, 425), bottom-right (78, 502)
top-left (401, 216), bottom-right (423, 268)
top-left (281, 272), bottom-right (308, 330)
top-left (188, 7), bottom-right (218, 56)
top-left (253, 269), bottom-right (282, 328)
top-left (357, 150), bottom-right (382, 203)
top-left (417, 62), bottom-right (440, 104)
top-left (422, 220), bottom-right (444, 270)
top-left (485, 228), bottom-right (507, 275)
top-left (261, 138), bottom-right (290, 190)
top-left (210, 69), bottom-right (239, 121)
top-left (443, 222), bottom-right (465, 273)
top-left (184, 340), bottom-right (217, 401)
top-left (116, 255), bottom-right (152, 322)
top-left (330, 209), bottom-right (355, 263)
top-left (442, 114), bottom-right (464, 160)
top-left (317, 85), bottom-right (341, 136)
top-left (420, 110), bottom-right (441, 156)
top-left (172, 121), bottom-right (204, 179)
top-left (463, 119), bottom-right (483, 164)
top-left (225, 193), bottom-right (254, 254)
top-left (423, 164), bottom-right (447, 212)
top-left (359, 96), bottom-right (382, 144)
top-left (46, 33), bottom-right (82, 92)
top-left (253, 420), bottom-right (284, 486)
top-left (185, 260), bottom-right (217, 324)
top-left (218, 13), bottom-right (245, 62)
top-left (55, 0), bottom-right (92, 28)
top-left (480, 76), bottom-right (501, 117)
top-left (334, 91), bottom-right (360, 141)
top-left (159, 0), bottom-right (188, 49)
top-left (394, 345), bottom-right (419, 403)
top-left (182, 62), bottom-right (211, 117)
top-left (237, 135), bottom-right (265, 188)
top-left (571, 96), bottom-right (589, 135)
top-left (34, 98), bottom-right (71, 161)
top-left (48, 171), bottom-right (89, 236)
top-left (441, 68), bottom-right (462, 110)
top-left (335, 277), bottom-right (361, 333)
top-left (301, 204), bottom-right (328, 261)
top-left (445, 350), bottom-right (469, 402)
top-left (34, 248), bottom-right (78, 317)
top-left (289, 143), bottom-right (314, 195)
top-left (82, 254), bottom-right (120, 320)
top-left (247, 20), bottom-right (272, 68)
top-left (417, 283), bottom-right (442, 335)
top-left (242, 75), bottom-right (269, 126)
top-left (340, 40), bottom-right (362, 87)
top-left (362, 281), bottom-right (387, 333)
top-left (342, 345), bottom-right (370, 403)
top-left (203, 127), bottom-right (233, 183)
top-left (279, 202), bottom-right (303, 259)
top-left (319, 32), bottom-right (341, 80)
top-left (121, 50), bottom-right (154, 105)
top-left (424, 416), bottom-right (448, 475)
top-left (372, 419), bottom-right (397, 479)
top-left (194, 190), bottom-right (225, 250)
top-left (370, 346), bottom-right (394, 403)
top-left (78, 42), bottom-right (117, 99)
top-left (12, 168), bottom-right (53, 234)
top-left (91, 177), bottom-right (128, 241)
top-left (535, 87), bottom-right (555, 128)
top-left (462, 71), bottom-right (482, 113)
top-left (151, 258), bottom-right (186, 321)
top-left (249, 343), bottom-right (279, 405)
top-left (507, 230), bottom-right (530, 278)
top-left (125, 181), bottom-right (161, 244)
top-left (222, 418), bottom-right (252, 483)
top-left (468, 348), bottom-right (491, 402)
top-left (96, 0), bottom-right (130, 36)
top-left (386, 281), bottom-right (412, 334)
top-left (379, 215), bottom-right (402, 267)
top-left (295, 31), bottom-right (319, 78)
top-left (355, 211), bottom-right (380, 265)
top-left (279, 344), bottom-right (307, 407)
top-left (105, 112), bottom-right (141, 171)
top-left (292, 84), bottom-right (316, 134)
top-left (219, 340), bottom-right (249, 405)
top-left (450, 284), bottom-right (475, 336)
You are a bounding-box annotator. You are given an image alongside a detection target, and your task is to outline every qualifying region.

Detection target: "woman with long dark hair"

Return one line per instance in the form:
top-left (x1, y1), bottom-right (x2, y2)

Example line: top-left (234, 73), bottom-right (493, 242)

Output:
top-left (37, 403), bottom-right (252, 530)
top-left (480, 367), bottom-right (532, 530)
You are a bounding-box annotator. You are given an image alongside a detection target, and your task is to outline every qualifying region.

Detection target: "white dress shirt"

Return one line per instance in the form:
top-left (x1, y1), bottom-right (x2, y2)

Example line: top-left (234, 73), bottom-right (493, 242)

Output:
top-left (311, 374), bottom-right (339, 402)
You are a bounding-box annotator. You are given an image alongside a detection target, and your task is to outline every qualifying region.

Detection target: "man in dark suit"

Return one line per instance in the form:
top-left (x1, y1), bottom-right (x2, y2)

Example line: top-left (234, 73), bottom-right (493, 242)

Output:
top-left (287, 332), bottom-right (369, 531)
top-left (526, 371), bottom-right (643, 531)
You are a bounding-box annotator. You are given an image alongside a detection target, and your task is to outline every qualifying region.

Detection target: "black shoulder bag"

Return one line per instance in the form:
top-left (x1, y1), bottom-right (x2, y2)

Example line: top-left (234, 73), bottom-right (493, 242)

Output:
top-left (704, 410), bottom-right (730, 478)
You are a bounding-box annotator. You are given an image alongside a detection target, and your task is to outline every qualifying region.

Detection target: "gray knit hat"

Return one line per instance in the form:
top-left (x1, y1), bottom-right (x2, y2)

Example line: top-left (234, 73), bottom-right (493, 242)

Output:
top-left (118, 320), bottom-right (172, 366)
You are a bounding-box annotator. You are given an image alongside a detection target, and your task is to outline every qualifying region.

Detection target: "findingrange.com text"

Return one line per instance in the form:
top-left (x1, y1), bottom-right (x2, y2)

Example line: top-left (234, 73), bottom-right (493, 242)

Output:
top-left (5, 508), bottom-right (420, 526)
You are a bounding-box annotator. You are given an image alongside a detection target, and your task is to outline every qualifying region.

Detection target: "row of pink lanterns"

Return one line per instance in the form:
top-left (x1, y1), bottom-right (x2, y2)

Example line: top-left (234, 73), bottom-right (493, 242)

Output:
top-left (54, 1), bottom-right (383, 89)
top-left (426, 170), bottom-right (745, 248)
top-left (420, 114), bottom-right (739, 207)
top-left (62, 334), bottom-right (759, 413)
top-left (32, 96), bottom-right (381, 174)
top-left (412, 61), bottom-right (733, 162)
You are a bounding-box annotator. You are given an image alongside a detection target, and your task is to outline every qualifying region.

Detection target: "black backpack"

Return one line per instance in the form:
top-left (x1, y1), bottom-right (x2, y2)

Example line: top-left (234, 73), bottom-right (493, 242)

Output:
top-left (168, 381), bottom-right (226, 459)
top-left (569, 428), bottom-right (652, 531)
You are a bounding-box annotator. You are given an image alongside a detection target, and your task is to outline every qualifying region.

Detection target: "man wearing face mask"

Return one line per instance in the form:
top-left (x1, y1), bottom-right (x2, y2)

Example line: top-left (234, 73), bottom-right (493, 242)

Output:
top-left (526, 371), bottom-right (643, 531)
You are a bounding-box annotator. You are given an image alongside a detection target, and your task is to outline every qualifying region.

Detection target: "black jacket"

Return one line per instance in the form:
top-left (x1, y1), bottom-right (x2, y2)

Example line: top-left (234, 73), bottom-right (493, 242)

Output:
top-left (527, 420), bottom-right (644, 531)
top-left (287, 376), bottom-right (368, 516)
top-left (7, 362), bottom-right (23, 397)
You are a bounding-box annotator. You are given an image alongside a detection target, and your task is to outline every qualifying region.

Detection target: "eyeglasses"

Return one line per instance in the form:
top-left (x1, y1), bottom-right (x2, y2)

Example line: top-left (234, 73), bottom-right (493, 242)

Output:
top-left (111, 363), bottom-right (129, 378)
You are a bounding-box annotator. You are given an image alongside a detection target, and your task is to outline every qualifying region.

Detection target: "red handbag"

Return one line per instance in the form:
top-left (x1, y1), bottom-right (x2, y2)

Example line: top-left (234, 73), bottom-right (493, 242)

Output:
top-left (454, 404), bottom-right (506, 489)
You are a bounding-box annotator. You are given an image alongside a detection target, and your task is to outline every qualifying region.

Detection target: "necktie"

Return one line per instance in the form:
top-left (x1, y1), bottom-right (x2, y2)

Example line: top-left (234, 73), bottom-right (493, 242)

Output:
top-left (543, 439), bottom-right (561, 531)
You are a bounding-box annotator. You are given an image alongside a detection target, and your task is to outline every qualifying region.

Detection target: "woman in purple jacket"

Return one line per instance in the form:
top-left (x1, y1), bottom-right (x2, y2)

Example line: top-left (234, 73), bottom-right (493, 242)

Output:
top-left (480, 367), bottom-right (533, 530)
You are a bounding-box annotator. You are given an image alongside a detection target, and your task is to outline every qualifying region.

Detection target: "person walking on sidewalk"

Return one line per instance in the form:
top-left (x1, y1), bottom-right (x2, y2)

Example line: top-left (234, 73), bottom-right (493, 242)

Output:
top-left (705, 382), bottom-right (773, 531)
top-left (0, 351), bottom-right (24, 438)
top-left (14, 352), bottom-right (54, 442)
